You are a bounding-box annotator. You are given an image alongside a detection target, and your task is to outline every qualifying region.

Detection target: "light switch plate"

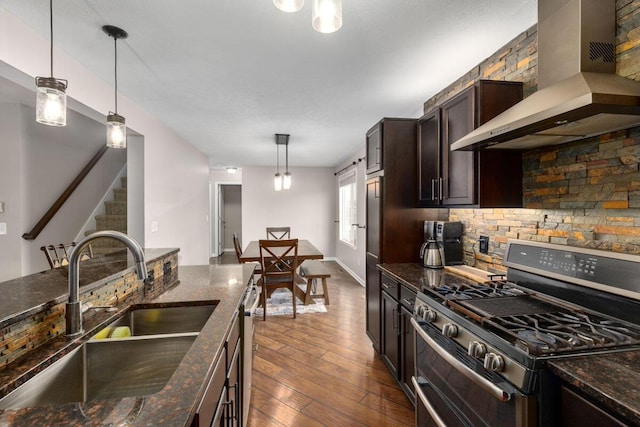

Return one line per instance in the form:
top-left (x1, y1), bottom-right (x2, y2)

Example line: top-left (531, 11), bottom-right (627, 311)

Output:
top-left (0, 223), bottom-right (6, 235)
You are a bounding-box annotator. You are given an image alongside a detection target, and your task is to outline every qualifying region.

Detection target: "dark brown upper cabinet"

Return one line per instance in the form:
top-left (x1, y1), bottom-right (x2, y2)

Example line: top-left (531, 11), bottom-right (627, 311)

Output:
top-left (418, 80), bottom-right (524, 208)
top-left (366, 122), bottom-right (382, 174)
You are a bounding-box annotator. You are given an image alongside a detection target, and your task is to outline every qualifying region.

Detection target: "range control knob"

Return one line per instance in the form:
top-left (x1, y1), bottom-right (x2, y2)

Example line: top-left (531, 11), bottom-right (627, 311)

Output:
top-left (484, 352), bottom-right (505, 372)
top-left (415, 304), bottom-right (426, 318)
top-left (442, 323), bottom-right (458, 338)
top-left (422, 308), bottom-right (437, 322)
top-left (468, 341), bottom-right (487, 358)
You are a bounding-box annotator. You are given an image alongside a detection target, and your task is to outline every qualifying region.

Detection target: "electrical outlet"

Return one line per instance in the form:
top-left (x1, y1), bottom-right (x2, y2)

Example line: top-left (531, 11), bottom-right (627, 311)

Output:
top-left (479, 236), bottom-right (489, 254)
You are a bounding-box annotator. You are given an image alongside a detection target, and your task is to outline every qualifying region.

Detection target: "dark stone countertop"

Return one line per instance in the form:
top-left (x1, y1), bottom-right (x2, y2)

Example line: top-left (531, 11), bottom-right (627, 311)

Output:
top-left (549, 352), bottom-right (640, 425)
top-left (377, 262), bottom-right (479, 294)
top-left (381, 262), bottom-right (640, 425)
top-left (0, 263), bottom-right (254, 426)
top-left (0, 248), bottom-right (179, 327)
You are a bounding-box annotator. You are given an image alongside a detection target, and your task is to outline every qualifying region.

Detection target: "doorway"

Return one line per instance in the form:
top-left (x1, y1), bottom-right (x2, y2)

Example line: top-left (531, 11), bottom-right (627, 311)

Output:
top-left (216, 184), bottom-right (242, 256)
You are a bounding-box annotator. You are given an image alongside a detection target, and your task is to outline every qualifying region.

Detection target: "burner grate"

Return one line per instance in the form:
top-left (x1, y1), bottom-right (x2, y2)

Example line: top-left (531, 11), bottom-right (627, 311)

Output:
top-left (485, 311), bottom-right (640, 356)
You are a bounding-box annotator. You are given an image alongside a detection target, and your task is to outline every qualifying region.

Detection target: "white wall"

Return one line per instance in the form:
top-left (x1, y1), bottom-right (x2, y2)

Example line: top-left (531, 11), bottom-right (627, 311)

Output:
top-left (0, 104), bottom-right (24, 282)
top-left (0, 10), bottom-right (210, 267)
top-left (241, 166), bottom-right (336, 258)
top-left (334, 148), bottom-right (366, 284)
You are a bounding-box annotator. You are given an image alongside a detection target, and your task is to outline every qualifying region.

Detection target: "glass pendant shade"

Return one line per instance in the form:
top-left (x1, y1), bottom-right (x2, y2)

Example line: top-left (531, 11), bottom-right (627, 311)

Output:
top-left (36, 77), bottom-right (67, 126)
top-left (312, 0), bottom-right (342, 33)
top-left (274, 173), bottom-right (283, 191)
top-left (106, 113), bottom-right (127, 149)
top-left (283, 172), bottom-right (292, 190)
top-left (273, 0), bottom-right (304, 12)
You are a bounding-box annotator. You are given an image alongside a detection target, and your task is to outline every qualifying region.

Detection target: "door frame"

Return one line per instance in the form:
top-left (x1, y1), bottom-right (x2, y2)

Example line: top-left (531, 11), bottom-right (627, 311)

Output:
top-left (211, 180), bottom-right (242, 258)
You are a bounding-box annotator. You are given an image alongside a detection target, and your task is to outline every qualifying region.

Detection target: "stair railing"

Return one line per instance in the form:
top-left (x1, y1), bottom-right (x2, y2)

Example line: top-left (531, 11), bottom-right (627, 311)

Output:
top-left (22, 145), bottom-right (109, 241)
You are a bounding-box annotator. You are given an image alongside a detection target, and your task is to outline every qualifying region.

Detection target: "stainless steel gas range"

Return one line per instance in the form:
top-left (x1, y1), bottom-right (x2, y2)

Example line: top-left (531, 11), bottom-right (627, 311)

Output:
top-left (412, 239), bottom-right (640, 427)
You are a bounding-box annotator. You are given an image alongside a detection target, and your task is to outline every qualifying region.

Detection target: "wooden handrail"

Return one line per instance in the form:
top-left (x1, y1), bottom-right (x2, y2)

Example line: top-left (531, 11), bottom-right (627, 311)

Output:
top-left (23, 145), bottom-right (110, 241)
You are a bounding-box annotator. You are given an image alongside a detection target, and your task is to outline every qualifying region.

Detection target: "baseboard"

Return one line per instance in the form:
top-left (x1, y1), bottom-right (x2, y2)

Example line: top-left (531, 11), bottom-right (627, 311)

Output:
top-left (323, 257), bottom-right (365, 287)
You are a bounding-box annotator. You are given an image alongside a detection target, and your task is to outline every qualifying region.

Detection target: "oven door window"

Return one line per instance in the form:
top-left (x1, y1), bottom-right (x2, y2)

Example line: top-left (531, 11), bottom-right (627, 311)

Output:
top-left (414, 321), bottom-right (519, 427)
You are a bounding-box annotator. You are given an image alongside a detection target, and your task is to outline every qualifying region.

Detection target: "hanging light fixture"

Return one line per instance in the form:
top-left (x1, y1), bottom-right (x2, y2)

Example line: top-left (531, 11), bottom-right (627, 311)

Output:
top-left (35, 0), bottom-right (68, 127)
top-left (312, 0), bottom-right (342, 33)
top-left (274, 134), bottom-right (292, 191)
top-left (273, 0), bottom-right (304, 13)
top-left (274, 137), bottom-right (283, 191)
top-left (103, 25), bottom-right (128, 149)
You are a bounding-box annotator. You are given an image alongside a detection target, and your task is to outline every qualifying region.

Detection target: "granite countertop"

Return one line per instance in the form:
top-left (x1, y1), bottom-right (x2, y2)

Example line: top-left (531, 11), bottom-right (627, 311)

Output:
top-left (0, 248), bottom-right (179, 327)
top-left (549, 352), bottom-right (640, 425)
top-left (377, 262), bottom-right (483, 293)
top-left (0, 263), bottom-right (254, 426)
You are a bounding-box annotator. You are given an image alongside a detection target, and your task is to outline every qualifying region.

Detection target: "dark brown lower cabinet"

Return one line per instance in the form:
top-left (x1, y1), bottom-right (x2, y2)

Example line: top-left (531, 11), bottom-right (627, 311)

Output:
top-left (560, 384), bottom-right (629, 427)
top-left (381, 287), bottom-right (399, 378)
top-left (380, 273), bottom-right (416, 405)
top-left (193, 311), bottom-right (242, 427)
top-left (399, 303), bottom-right (415, 405)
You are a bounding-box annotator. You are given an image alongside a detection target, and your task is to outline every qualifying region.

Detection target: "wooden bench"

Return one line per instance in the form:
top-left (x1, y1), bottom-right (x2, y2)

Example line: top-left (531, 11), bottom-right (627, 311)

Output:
top-left (299, 260), bottom-right (331, 305)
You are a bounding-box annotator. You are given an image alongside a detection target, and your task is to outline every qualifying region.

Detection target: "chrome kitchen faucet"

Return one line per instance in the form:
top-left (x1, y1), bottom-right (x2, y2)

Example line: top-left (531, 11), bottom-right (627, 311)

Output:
top-left (66, 231), bottom-right (147, 337)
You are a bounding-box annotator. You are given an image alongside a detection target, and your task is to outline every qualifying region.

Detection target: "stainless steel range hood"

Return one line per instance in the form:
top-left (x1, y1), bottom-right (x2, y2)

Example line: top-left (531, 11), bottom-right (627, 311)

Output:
top-left (451, 0), bottom-right (640, 151)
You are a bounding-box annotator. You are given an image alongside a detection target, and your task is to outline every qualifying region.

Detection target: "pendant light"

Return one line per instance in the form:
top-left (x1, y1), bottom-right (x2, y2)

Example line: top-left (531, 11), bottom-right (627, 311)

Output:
top-left (273, 0), bottom-right (304, 13)
top-left (103, 25), bottom-right (128, 149)
top-left (274, 139), bottom-right (283, 191)
top-left (275, 134), bottom-right (292, 191)
top-left (35, 0), bottom-right (68, 127)
top-left (312, 0), bottom-right (342, 33)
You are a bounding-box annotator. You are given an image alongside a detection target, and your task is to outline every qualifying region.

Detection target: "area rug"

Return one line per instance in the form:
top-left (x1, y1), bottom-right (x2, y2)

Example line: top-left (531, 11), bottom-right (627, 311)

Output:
top-left (255, 287), bottom-right (327, 317)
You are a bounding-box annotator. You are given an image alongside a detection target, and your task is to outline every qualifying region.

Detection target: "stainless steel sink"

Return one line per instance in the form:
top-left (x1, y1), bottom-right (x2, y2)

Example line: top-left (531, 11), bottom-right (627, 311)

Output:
top-left (0, 334), bottom-right (197, 409)
top-left (97, 303), bottom-right (217, 337)
top-left (0, 302), bottom-right (218, 410)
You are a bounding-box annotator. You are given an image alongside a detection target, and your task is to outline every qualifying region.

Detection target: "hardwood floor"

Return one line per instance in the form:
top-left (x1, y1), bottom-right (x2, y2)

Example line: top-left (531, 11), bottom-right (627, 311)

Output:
top-left (246, 261), bottom-right (415, 427)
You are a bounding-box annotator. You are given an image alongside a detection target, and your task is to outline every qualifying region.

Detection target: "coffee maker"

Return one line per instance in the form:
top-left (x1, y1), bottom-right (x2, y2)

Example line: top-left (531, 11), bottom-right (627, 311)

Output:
top-left (421, 221), bottom-right (463, 266)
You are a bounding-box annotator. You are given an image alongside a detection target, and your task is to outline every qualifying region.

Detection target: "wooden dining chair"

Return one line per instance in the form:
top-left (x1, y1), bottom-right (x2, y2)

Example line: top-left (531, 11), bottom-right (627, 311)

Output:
top-left (266, 227), bottom-right (291, 240)
top-left (41, 242), bottom-right (93, 269)
top-left (232, 233), bottom-right (243, 263)
top-left (258, 238), bottom-right (299, 320)
top-left (234, 233), bottom-right (262, 275)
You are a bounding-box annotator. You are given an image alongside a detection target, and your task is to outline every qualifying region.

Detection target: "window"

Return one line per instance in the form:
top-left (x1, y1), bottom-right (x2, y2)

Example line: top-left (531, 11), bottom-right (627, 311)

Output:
top-left (339, 170), bottom-right (357, 247)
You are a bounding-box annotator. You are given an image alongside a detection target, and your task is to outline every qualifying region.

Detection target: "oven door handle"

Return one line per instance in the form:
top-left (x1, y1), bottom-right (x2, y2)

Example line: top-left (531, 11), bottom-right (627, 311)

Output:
top-left (244, 286), bottom-right (261, 315)
top-left (411, 317), bottom-right (512, 402)
top-left (411, 376), bottom-right (447, 427)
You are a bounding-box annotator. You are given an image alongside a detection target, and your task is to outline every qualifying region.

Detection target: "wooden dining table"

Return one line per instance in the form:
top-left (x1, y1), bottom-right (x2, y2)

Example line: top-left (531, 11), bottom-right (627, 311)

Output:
top-left (239, 239), bottom-right (323, 304)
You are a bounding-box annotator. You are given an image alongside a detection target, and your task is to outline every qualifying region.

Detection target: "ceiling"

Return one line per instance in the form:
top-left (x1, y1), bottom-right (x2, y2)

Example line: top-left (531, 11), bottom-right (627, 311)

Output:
top-left (0, 0), bottom-right (537, 169)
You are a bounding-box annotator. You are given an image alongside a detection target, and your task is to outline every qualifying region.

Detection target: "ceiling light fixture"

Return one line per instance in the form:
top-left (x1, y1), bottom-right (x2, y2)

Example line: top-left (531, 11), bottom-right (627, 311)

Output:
top-left (35, 0), bottom-right (68, 127)
top-left (275, 134), bottom-right (292, 191)
top-left (273, 0), bottom-right (304, 13)
top-left (312, 0), bottom-right (342, 33)
top-left (227, 167), bottom-right (238, 174)
top-left (103, 25), bottom-right (128, 149)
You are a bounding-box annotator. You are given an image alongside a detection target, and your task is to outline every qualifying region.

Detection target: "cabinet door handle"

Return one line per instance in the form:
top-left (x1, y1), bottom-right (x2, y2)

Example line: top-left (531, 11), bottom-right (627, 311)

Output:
top-left (392, 308), bottom-right (397, 331)
top-left (439, 177), bottom-right (444, 201)
top-left (431, 179), bottom-right (437, 200)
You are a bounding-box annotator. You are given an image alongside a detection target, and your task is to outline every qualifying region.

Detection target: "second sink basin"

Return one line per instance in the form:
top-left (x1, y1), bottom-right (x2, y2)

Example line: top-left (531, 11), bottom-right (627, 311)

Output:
top-left (95, 302), bottom-right (217, 338)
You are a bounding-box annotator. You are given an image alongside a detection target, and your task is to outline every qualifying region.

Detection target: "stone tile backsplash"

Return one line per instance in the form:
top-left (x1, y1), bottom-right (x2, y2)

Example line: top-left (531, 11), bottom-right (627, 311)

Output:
top-left (0, 253), bottom-right (178, 368)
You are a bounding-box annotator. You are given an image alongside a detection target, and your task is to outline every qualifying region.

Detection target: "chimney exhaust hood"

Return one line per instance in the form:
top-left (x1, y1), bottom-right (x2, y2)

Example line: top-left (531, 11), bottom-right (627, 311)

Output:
top-left (451, 0), bottom-right (640, 151)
